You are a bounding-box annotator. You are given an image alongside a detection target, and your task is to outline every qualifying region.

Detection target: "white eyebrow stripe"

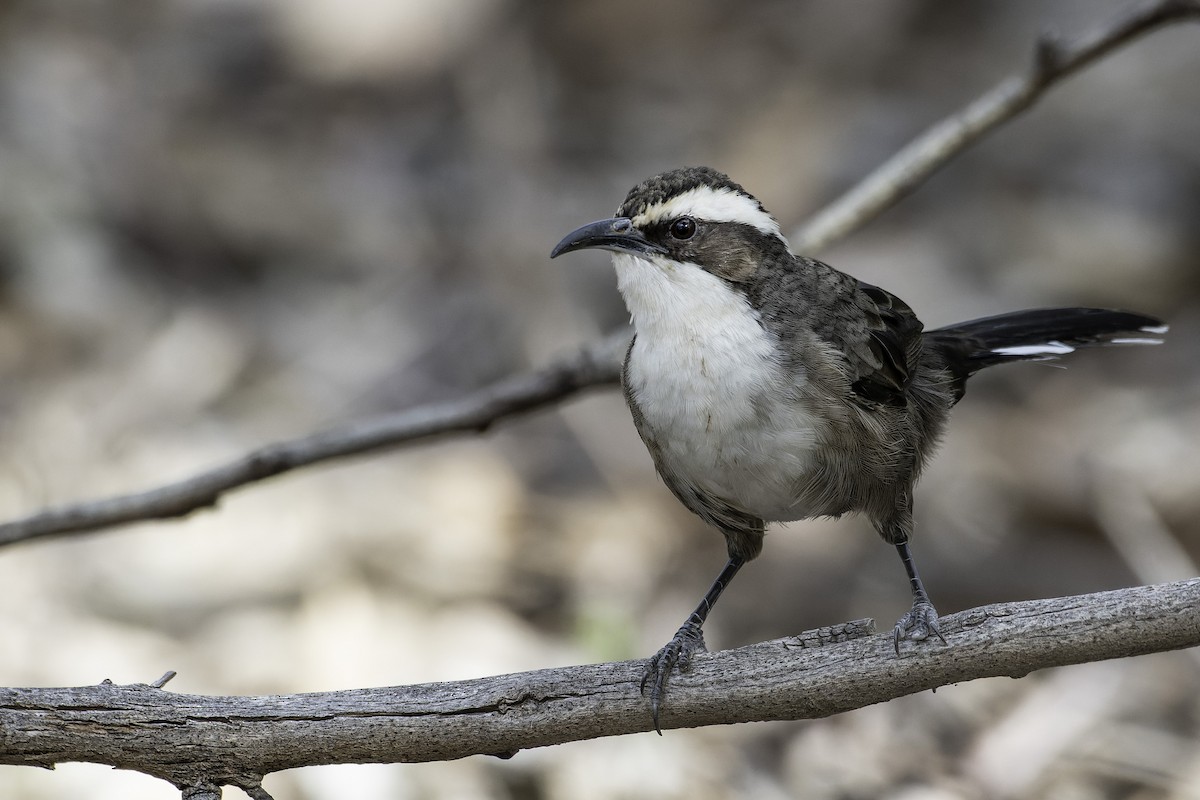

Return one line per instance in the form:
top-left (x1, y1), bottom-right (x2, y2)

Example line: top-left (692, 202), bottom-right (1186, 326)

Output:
top-left (631, 185), bottom-right (788, 244)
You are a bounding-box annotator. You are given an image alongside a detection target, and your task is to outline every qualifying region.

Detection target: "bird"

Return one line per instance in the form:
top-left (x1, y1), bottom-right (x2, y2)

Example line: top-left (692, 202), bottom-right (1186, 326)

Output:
top-left (549, 166), bottom-right (1166, 731)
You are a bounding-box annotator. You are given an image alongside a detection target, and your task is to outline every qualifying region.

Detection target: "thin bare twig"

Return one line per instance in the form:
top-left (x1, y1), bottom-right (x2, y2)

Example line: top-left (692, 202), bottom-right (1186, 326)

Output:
top-left (3, 581), bottom-right (1199, 790)
top-left (0, 0), bottom-right (1195, 548)
top-left (151, 670), bottom-right (179, 689)
top-left (790, 0), bottom-right (1200, 253)
top-left (0, 331), bottom-right (628, 547)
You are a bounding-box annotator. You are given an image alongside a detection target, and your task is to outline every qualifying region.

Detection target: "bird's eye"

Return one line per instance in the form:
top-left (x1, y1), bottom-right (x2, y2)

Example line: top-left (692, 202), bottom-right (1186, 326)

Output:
top-left (669, 217), bottom-right (697, 240)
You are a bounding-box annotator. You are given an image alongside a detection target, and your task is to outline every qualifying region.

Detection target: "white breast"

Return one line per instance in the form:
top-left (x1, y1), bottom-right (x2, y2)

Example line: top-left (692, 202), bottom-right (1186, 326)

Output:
top-left (615, 253), bottom-right (824, 522)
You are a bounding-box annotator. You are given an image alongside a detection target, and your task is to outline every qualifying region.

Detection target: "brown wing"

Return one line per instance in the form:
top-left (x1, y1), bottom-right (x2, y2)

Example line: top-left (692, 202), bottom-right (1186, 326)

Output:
top-left (844, 282), bottom-right (924, 407)
top-left (758, 258), bottom-right (926, 408)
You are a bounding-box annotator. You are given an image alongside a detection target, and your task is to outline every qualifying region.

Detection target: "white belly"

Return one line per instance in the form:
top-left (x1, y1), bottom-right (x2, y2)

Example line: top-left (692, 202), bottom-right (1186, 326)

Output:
top-left (615, 253), bottom-right (824, 521)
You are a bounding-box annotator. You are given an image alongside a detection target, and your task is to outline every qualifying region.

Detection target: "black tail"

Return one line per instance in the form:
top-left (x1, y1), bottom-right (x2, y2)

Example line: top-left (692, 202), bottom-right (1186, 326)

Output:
top-left (927, 308), bottom-right (1166, 401)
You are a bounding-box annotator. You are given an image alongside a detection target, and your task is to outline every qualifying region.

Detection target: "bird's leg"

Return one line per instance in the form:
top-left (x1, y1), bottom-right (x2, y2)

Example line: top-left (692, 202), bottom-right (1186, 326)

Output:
top-left (892, 537), bottom-right (947, 654)
top-left (641, 555), bottom-right (744, 733)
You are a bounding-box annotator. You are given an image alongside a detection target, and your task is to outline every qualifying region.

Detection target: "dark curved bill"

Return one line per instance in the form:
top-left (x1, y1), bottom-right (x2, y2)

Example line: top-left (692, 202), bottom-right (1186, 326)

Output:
top-left (550, 217), bottom-right (669, 259)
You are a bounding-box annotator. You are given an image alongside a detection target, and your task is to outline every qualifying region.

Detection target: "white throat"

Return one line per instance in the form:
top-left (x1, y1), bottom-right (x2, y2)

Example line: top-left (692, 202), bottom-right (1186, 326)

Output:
top-left (613, 253), bottom-right (765, 348)
top-left (614, 253), bottom-right (822, 521)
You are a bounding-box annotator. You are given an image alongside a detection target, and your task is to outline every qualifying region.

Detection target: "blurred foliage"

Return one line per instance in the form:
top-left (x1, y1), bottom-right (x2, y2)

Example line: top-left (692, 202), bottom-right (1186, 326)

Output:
top-left (0, 0), bottom-right (1197, 798)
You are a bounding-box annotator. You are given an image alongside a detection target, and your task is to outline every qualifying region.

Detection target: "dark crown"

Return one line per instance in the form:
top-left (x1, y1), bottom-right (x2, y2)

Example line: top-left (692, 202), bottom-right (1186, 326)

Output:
top-left (616, 166), bottom-right (765, 219)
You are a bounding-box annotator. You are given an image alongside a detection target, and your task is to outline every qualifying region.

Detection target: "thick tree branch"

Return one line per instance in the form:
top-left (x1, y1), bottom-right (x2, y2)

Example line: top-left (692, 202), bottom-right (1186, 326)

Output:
top-left (0, 0), bottom-right (1193, 549)
top-left (790, 0), bottom-right (1200, 253)
top-left (3, 580), bottom-right (1199, 796)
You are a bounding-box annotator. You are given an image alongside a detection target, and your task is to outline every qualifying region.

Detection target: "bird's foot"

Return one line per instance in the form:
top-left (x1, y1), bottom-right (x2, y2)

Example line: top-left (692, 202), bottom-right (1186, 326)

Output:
top-left (892, 598), bottom-right (947, 655)
top-left (640, 621), bottom-right (706, 734)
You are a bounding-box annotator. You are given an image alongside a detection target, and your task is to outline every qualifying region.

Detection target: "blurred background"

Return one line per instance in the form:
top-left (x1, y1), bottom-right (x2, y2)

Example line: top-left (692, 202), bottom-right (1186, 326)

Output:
top-left (0, 0), bottom-right (1198, 797)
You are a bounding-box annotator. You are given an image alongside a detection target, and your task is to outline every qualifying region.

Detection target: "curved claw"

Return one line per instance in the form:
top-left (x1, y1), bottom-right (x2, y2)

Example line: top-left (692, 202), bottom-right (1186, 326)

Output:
top-left (640, 622), bottom-right (706, 734)
top-left (892, 599), bottom-right (947, 655)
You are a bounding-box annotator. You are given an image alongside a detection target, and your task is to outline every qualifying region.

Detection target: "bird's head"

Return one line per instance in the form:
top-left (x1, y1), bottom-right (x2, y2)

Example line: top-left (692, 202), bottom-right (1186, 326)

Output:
top-left (550, 167), bottom-right (791, 285)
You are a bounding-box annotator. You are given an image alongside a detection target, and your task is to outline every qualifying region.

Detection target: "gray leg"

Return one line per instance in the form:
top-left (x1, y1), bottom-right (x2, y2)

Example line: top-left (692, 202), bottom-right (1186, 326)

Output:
top-left (642, 556), bottom-right (744, 733)
top-left (892, 537), bottom-right (947, 654)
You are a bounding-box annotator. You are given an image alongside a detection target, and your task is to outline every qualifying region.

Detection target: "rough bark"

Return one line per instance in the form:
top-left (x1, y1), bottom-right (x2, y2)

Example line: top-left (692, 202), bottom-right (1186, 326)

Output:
top-left (3, 580), bottom-right (1198, 793)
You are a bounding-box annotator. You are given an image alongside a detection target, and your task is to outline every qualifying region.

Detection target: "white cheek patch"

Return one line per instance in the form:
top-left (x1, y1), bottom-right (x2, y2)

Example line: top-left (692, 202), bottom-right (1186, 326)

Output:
top-left (632, 185), bottom-right (788, 245)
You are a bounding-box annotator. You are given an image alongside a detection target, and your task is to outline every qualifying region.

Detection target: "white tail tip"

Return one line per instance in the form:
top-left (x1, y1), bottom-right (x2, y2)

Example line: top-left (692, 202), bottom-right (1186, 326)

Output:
top-left (991, 341), bottom-right (1076, 357)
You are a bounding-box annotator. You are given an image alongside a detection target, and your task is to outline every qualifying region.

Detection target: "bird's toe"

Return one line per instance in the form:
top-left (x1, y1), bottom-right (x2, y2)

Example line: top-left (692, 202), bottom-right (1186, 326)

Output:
top-left (641, 622), bottom-right (707, 733)
top-left (892, 599), bottom-right (947, 654)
